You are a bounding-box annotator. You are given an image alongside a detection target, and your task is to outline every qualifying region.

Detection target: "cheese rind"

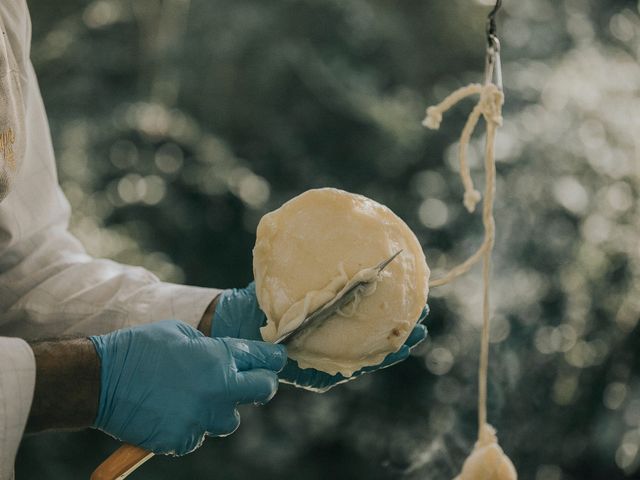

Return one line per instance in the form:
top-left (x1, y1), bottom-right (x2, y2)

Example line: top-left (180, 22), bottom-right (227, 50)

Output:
top-left (253, 188), bottom-right (430, 376)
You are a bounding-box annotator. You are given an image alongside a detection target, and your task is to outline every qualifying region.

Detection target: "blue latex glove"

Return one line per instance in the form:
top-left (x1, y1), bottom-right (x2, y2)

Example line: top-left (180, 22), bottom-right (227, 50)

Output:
top-left (89, 320), bottom-right (286, 455)
top-left (212, 282), bottom-right (428, 392)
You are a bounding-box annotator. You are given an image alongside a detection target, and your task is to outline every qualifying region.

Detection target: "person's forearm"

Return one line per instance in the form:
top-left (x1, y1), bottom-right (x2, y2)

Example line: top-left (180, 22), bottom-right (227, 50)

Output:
top-left (26, 338), bottom-right (100, 433)
top-left (197, 294), bottom-right (220, 336)
top-left (25, 295), bottom-right (218, 434)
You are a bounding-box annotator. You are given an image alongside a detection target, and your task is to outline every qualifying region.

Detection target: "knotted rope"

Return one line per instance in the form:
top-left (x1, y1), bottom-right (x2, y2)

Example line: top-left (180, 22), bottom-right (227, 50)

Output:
top-left (423, 81), bottom-right (504, 432)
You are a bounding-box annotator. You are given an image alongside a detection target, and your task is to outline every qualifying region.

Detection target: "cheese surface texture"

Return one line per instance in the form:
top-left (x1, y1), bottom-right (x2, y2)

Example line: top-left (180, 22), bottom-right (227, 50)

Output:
top-left (253, 188), bottom-right (429, 376)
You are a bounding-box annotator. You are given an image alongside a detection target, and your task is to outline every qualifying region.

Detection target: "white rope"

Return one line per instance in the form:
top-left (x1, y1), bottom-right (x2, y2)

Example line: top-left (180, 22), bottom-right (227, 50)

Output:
top-left (423, 82), bottom-right (504, 433)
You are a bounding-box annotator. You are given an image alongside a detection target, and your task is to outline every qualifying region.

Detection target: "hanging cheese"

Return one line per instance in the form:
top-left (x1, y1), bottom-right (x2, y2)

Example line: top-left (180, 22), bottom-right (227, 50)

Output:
top-left (453, 424), bottom-right (517, 480)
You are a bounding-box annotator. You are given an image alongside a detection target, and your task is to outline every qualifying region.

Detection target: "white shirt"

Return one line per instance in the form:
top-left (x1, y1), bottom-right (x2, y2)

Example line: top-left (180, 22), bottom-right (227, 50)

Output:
top-left (0, 2), bottom-right (220, 477)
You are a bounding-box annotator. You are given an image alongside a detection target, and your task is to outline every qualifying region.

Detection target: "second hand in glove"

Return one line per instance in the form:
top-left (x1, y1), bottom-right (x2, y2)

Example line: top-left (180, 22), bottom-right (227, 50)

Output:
top-left (211, 282), bottom-right (428, 392)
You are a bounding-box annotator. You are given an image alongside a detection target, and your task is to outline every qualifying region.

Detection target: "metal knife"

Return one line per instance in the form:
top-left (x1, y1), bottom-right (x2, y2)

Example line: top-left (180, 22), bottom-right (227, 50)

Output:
top-left (274, 249), bottom-right (402, 344)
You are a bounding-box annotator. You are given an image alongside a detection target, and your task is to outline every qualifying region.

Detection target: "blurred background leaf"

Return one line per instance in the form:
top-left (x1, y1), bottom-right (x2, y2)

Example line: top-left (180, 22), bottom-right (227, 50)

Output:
top-left (16, 0), bottom-right (640, 479)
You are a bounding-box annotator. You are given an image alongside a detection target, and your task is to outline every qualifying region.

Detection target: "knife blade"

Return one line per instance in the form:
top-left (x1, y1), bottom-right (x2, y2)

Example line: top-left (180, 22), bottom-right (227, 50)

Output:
top-left (274, 250), bottom-right (402, 344)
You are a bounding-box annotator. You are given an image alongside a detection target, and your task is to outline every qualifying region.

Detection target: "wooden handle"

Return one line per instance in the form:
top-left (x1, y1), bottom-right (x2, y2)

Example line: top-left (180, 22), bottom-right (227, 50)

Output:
top-left (91, 444), bottom-right (154, 480)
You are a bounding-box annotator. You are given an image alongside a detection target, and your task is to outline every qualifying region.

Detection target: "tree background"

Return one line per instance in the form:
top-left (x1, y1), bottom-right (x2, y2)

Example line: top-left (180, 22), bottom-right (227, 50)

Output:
top-left (15, 0), bottom-right (640, 479)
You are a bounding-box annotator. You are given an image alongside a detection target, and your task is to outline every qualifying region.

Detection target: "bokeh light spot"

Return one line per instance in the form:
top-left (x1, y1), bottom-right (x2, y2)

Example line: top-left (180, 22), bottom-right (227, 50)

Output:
top-left (418, 198), bottom-right (449, 229)
top-left (604, 382), bottom-right (628, 410)
top-left (426, 347), bottom-right (454, 376)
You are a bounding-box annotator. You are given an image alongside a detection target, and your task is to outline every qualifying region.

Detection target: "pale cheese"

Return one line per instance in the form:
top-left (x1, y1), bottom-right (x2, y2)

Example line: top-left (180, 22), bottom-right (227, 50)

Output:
top-left (253, 188), bottom-right (429, 376)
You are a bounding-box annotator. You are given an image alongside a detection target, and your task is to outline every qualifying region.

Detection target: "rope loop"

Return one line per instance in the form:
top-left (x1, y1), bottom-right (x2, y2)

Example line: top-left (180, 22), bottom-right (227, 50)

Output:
top-left (423, 83), bottom-right (503, 285)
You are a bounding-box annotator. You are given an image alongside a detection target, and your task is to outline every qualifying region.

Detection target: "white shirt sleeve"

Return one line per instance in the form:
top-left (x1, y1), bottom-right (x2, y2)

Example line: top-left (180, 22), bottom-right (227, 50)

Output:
top-left (0, 338), bottom-right (35, 480)
top-left (0, 221), bottom-right (221, 340)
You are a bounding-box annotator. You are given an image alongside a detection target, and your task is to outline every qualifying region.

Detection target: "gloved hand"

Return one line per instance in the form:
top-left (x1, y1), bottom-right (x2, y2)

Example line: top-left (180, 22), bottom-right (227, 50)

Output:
top-left (89, 319), bottom-right (286, 455)
top-left (211, 282), bottom-right (428, 392)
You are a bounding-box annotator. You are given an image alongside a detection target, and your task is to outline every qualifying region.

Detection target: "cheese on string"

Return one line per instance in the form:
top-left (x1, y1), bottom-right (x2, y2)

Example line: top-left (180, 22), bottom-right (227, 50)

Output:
top-left (423, 78), bottom-right (516, 479)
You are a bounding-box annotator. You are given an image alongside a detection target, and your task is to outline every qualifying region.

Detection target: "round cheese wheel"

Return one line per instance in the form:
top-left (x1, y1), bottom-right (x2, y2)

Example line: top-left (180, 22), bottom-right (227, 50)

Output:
top-left (253, 188), bottom-right (429, 376)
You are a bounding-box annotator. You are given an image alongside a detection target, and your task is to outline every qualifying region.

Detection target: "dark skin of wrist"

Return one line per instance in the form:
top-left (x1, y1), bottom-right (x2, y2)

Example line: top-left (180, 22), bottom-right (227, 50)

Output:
top-left (26, 294), bottom-right (221, 433)
top-left (195, 293), bottom-right (220, 338)
top-left (26, 338), bottom-right (100, 433)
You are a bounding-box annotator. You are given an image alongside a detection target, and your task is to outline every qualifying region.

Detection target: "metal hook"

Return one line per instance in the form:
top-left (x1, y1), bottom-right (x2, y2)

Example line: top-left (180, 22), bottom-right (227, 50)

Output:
top-left (484, 39), bottom-right (502, 90)
top-left (484, 0), bottom-right (503, 90)
top-left (486, 0), bottom-right (502, 49)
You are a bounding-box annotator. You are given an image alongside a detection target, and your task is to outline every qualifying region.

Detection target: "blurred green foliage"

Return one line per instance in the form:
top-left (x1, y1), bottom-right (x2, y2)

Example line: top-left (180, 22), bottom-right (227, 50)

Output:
top-left (15, 0), bottom-right (640, 479)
